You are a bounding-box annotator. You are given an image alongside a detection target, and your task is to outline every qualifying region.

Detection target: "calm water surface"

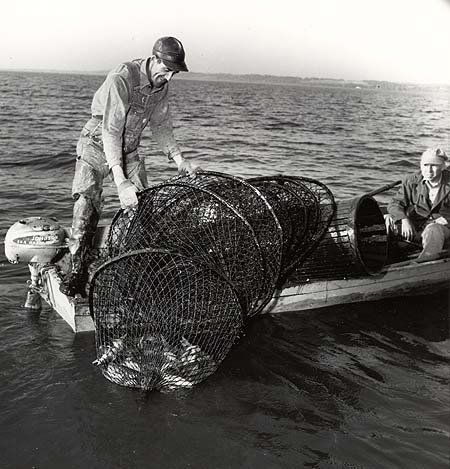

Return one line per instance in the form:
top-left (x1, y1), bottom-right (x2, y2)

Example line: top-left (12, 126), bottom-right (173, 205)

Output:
top-left (0, 71), bottom-right (449, 468)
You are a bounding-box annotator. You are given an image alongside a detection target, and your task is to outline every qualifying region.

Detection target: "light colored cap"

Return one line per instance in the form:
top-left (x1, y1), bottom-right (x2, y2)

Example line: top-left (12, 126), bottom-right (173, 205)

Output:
top-left (421, 147), bottom-right (448, 164)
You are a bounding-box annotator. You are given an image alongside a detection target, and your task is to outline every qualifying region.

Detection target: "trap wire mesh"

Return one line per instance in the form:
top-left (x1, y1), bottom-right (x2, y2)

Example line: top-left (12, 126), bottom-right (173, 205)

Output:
top-left (91, 171), bottom-right (335, 392)
top-left (248, 175), bottom-right (336, 284)
top-left (107, 182), bottom-right (268, 315)
top-left (168, 171), bottom-right (284, 312)
top-left (90, 249), bottom-right (243, 392)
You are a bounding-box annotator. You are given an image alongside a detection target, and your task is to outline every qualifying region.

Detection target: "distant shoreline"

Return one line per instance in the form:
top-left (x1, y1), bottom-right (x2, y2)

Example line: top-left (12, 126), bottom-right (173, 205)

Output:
top-left (0, 67), bottom-right (448, 90)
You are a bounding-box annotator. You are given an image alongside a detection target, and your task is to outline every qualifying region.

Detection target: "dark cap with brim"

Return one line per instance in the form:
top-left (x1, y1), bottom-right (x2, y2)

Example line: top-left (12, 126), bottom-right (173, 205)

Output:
top-left (160, 57), bottom-right (188, 72)
top-left (153, 36), bottom-right (189, 72)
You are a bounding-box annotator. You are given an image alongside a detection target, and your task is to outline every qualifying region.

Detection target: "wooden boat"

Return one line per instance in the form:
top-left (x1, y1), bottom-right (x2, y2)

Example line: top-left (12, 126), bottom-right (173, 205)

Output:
top-left (4, 185), bottom-right (449, 334)
top-left (32, 244), bottom-right (450, 333)
top-left (266, 192), bottom-right (450, 314)
top-left (266, 253), bottom-right (450, 314)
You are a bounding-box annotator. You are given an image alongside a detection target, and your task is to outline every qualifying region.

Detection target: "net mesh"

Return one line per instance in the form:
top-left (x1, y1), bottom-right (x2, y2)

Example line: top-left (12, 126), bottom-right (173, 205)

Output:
top-left (107, 182), bottom-right (267, 314)
top-left (90, 171), bottom-right (335, 392)
top-left (247, 175), bottom-right (335, 282)
top-left (166, 171), bottom-right (284, 310)
top-left (90, 249), bottom-right (243, 392)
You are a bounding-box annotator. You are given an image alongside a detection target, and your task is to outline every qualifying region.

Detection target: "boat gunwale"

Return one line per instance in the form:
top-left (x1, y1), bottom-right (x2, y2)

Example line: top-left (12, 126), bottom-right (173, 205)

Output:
top-left (277, 251), bottom-right (450, 297)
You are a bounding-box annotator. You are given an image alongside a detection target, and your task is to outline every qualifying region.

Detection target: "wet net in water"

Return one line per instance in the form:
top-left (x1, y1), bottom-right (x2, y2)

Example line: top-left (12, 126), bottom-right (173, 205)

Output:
top-left (90, 171), bottom-right (335, 392)
top-left (90, 249), bottom-right (243, 392)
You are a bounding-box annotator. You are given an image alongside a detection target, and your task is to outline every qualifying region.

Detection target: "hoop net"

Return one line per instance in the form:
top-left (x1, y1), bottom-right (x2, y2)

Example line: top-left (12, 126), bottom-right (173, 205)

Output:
top-left (90, 171), bottom-right (335, 392)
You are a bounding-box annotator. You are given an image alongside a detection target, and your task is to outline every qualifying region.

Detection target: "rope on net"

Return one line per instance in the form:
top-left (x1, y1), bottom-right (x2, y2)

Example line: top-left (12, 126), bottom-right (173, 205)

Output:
top-left (90, 171), bottom-right (335, 392)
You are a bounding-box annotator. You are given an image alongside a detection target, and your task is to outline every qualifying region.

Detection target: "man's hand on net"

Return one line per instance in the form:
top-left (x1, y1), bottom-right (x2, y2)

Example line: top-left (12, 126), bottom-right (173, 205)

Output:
top-left (176, 157), bottom-right (199, 178)
top-left (118, 179), bottom-right (139, 212)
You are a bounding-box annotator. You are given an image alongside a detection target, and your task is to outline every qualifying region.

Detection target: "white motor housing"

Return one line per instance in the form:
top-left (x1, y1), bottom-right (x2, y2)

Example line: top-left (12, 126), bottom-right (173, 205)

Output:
top-left (4, 217), bottom-right (67, 264)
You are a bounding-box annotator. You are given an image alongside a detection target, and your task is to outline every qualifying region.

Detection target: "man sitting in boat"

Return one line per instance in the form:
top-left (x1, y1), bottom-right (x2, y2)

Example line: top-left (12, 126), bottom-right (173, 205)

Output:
top-left (60, 36), bottom-right (198, 297)
top-left (386, 147), bottom-right (450, 261)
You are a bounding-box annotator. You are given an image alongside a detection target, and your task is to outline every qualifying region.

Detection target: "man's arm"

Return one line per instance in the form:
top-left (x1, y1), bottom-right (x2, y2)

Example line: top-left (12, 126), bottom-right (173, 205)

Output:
top-left (99, 70), bottom-right (141, 208)
top-left (112, 165), bottom-right (139, 211)
top-left (387, 178), bottom-right (410, 221)
top-left (101, 71), bottom-right (130, 171)
top-left (387, 177), bottom-right (416, 240)
top-left (150, 87), bottom-right (197, 177)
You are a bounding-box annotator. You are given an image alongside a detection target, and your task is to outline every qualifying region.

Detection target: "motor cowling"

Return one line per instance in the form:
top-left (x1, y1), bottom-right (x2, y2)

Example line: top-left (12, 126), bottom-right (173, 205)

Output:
top-left (4, 217), bottom-right (67, 264)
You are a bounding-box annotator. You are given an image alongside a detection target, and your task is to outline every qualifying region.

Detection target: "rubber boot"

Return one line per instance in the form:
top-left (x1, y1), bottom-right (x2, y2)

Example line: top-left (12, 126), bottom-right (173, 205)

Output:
top-left (59, 238), bottom-right (91, 297)
top-left (60, 195), bottom-right (99, 297)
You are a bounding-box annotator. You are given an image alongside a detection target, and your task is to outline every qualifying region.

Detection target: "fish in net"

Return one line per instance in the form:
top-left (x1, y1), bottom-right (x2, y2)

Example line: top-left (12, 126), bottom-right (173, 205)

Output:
top-left (90, 249), bottom-right (243, 392)
top-left (90, 171), bottom-right (336, 392)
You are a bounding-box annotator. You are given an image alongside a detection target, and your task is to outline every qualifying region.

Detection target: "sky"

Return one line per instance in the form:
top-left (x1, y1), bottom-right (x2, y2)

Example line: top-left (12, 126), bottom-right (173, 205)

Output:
top-left (2, 0), bottom-right (450, 84)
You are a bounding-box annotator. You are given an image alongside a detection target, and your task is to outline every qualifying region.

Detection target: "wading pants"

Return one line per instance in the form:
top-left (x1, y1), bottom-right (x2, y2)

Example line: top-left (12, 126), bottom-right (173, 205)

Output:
top-left (69, 120), bottom-right (148, 271)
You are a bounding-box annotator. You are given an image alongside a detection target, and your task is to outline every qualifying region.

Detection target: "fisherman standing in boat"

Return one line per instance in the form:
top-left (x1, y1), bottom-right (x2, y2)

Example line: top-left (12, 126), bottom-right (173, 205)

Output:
top-left (386, 147), bottom-right (450, 260)
top-left (61, 36), bottom-right (198, 296)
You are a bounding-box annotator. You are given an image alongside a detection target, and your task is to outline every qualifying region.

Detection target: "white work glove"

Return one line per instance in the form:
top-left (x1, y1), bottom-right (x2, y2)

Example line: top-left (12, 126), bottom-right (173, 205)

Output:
top-left (173, 154), bottom-right (199, 178)
top-left (117, 179), bottom-right (139, 212)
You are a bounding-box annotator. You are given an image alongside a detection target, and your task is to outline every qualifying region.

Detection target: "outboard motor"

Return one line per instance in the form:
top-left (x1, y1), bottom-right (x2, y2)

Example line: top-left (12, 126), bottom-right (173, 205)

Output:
top-left (4, 217), bottom-right (67, 309)
top-left (5, 217), bottom-right (67, 264)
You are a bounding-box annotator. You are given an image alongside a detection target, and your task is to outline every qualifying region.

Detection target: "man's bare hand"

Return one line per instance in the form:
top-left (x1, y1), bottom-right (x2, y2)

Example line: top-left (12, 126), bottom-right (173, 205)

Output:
top-left (401, 218), bottom-right (416, 241)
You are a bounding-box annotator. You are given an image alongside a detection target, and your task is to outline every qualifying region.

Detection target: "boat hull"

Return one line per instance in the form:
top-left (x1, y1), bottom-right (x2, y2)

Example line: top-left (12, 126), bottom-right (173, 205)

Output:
top-left (37, 254), bottom-right (450, 333)
top-left (40, 266), bottom-right (94, 333)
top-left (266, 257), bottom-right (450, 314)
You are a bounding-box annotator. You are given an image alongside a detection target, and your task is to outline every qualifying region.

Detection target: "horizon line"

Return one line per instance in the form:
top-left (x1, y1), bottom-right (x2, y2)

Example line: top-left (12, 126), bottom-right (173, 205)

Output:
top-left (0, 67), bottom-right (449, 88)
